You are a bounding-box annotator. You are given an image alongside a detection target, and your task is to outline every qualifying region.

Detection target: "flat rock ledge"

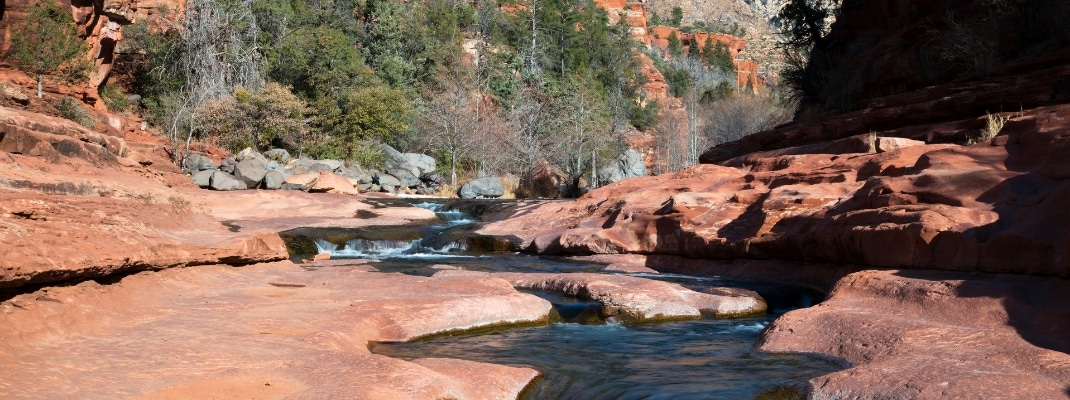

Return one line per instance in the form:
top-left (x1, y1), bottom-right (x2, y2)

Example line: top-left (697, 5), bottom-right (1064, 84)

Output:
top-left (758, 269), bottom-right (1070, 399)
top-left (0, 262), bottom-right (551, 399)
top-left (438, 271), bottom-right (766, 321)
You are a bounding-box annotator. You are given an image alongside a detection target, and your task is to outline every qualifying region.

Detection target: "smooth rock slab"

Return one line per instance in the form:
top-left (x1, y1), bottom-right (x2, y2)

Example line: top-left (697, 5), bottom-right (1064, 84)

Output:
top-left (442, 271), bottom-right (766, 321)
top-left (0, 263), bottom-right (550, 399)
top-left (758, 269), bottom-right (1070, 399)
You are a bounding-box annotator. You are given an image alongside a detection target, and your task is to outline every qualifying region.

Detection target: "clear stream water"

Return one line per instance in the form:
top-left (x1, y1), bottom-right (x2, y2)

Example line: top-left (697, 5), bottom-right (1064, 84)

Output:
top-left (280, 200), bottom-right (842, 399)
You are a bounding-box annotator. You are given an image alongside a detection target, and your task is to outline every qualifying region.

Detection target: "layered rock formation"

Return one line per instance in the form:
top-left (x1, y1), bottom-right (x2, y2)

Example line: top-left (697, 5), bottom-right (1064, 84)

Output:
top-left (475, 1), bottom-right (1070, 396)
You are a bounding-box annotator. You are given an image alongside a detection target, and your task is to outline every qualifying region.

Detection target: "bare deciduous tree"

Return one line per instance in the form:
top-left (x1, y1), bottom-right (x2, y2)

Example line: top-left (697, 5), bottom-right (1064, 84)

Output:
top-left (152, 0), bottom-right (263, 165)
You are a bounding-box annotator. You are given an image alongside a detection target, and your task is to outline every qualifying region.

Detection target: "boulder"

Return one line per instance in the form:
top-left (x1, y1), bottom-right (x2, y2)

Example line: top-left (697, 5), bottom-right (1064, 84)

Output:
top-left (263, 148), bottom-right (291, 165)
top-left (281, 173), bottom-right (317, 191)
top-left (598, 148), bottom-right (646, 185)
top-left (233, 159), bottom-right (268, 188)
top-left (220, 157), bottom-right (237, 174)
top-left (209, 170), bottom-right (247, 191)
top-left (0, 83), bottom-right (30, 106)
top-left (190, 169), bottom-right (215, 188)
top-left (317, 159), bottom-right (345, 172)
top-left (235, 147), bottom-right (267, 163)
top-left (388, 168), bottom-right (421, 188)
top-left (876, 137), bottom-right (926, 153)
top-left (459, 177), bottom-right (505, 199)
top-left (263, 170), bottom-right (285, 190)
top-left (308, 172), bottom-right (358, 194)
top-left (420, 172), bottom-right (444, 187)
top-left (182, 153), bottom-right (215, 173)
top-left (376, 173), bottom-right (402, 192)
top-left (382, 144), bottom-right (436, 177)
top-left (288, 159), bottom-right (336, 175)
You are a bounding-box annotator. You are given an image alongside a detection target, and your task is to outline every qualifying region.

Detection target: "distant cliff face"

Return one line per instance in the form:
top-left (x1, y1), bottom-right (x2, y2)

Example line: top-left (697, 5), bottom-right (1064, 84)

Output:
top-left (0, 0), bottom-right (181, 105)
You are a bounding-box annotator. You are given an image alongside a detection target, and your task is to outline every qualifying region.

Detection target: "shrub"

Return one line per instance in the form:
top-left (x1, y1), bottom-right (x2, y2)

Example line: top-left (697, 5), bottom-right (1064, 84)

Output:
top-left (968, 112), bottom-right (1007, 145)
top-left (55, 96), bottom-right (96, 128)
top-left (8, 0), bottom-right (93, 98)
top-left (196, 82), bottom-right (311, 153)
top-left (99, 84), bottom-right (130, 112)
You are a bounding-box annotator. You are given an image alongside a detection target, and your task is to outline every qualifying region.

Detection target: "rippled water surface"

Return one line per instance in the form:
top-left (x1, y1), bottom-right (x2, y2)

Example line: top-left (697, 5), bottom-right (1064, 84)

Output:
top-left (372, 285), bottom-right (839, 399)
top-left (286, 200), bottom-right (842, 398)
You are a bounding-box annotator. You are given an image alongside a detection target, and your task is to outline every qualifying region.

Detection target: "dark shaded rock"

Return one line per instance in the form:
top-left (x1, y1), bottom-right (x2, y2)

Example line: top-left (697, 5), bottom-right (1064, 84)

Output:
top-left (182, 153), bottom-right (215, 173)
top-left (388, 168), bottom-right (421, 188)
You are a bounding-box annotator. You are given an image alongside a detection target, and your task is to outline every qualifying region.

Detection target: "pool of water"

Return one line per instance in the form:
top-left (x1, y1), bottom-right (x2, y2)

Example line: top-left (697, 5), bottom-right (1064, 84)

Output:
top-left (373, 314), bottom-right (837, 399)
top-left (283, 200), bottom-right (842, 398)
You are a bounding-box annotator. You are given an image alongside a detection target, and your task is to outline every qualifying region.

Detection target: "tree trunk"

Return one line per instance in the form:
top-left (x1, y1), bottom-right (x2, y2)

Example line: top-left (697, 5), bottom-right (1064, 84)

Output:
top-left (450, 148), bottom-right (457, 185)
top-left (37, 75), bottom-right (43, 98)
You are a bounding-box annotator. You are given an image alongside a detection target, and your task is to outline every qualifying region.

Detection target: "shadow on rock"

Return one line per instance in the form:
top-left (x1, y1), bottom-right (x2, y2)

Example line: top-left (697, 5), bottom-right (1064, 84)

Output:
top-left (894, 269), bottom-right (1070, 355)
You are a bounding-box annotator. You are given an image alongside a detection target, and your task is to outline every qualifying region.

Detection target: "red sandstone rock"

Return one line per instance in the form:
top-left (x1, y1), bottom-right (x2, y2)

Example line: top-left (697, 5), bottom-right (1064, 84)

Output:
top-left (0, 262), bottom-right (549, 399)
top-left (482, 108), bottom-right (1070, 277)
top-left (462, 271), bottom-right (767, 320)
top-left (758, 269), bottom-right (1070, 399)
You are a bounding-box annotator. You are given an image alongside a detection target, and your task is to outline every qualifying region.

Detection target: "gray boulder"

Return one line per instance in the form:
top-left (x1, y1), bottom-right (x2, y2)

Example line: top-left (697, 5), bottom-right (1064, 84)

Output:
top-left (388, 168), bottom-right (421, 188)
top-left (263, 170), bottom-right (285, 190)
top-left (288, 159), bottom-right (336, 175)
top-left (382, 144), bottom-right (436, 177)
top-left (263, 148), bottom-right (292, 165)
top-left (317, 159), bottom-right (345, 172)
top-left (459, 177), bottom-right (505, 199)
top-left (234, 159), bottom-right (268, 188)
top-left (598, 148), bottom-right (647, 185)
top-left (220, 157), bottom-right (237, 174)
top-left (190, 169), bottom-right (215, 188)
top-left (210, 170), bottom-right (247, 191)
top-left (375, 173), bottom-right (402, 192)
top-left (235, 147), bottom-right (267, 163)
top-left (182, 153), bottom-right (215, 173)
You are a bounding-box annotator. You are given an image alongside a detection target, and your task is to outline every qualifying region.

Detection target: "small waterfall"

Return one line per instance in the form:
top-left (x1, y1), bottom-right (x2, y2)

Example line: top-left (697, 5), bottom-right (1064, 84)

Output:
top-left (412, 202), bottom-right (476, 225)
top-left (314, 238), bottom-right (470, 259)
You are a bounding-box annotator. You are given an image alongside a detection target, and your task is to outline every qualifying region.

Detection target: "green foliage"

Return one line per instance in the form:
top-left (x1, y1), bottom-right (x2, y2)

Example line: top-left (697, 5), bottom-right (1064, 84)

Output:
top-left (265, 25), bottom-right (369, 99)
top-left (55, 96), bottom-right (96, 128)
top-left (687, 36), bottom-right (700, 58)
top-left (702, 39), bottom-right (735, 75)
top-left (629, 99), bottom-right (658, 131)
top-left (99, 84), bottom-right (131, 112)
top-left (314, 84), bottom-right (412, 160)
top-left (667, 31), bottom-right (683, 58)
top-left (648, 11), bottom-right (661, 26)
top-left (196, 82), bottom-right (313, 153)
top-left (123, 22), bottom-right (185, 122)
top-left (670, 6), bottom-right (683, 27)
top-left (8, 0), bottom-right (92, 97)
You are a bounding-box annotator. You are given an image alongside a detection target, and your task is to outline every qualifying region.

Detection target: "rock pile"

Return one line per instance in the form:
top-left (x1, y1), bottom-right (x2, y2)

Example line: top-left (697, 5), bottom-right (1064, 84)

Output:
top-left (185, 146), bottom-right (442, 195)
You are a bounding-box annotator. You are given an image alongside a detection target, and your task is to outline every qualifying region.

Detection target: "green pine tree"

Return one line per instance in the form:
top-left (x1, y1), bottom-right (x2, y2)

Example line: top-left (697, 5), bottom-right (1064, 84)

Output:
top-left (670, 6), bottom-right (683, 27)
top-left (667, 31), bottom-right (683, 58)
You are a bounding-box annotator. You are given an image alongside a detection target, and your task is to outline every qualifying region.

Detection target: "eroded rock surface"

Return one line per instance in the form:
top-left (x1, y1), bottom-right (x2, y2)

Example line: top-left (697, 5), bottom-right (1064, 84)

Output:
top-left (440, 271), bottom-right (766, 321)
top-left (482, 104), bottom-right (1070, 278)
top-left (758, 269), bottom-right (1070, 399)
top-left (0, 263), bottom-right (549, 399)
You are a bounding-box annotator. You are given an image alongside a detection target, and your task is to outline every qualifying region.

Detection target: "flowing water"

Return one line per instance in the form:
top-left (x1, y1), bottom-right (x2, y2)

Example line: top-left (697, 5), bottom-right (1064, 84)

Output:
top-left (280, 200), bottom-right (842, 399)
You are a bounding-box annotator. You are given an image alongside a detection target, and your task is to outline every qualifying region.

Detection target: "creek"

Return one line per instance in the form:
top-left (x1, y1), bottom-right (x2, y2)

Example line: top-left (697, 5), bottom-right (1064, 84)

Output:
top-left (279, 200), bottom-right (841, 399)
